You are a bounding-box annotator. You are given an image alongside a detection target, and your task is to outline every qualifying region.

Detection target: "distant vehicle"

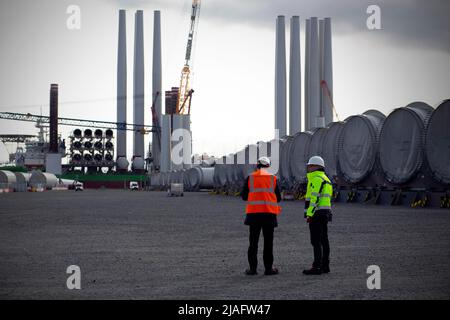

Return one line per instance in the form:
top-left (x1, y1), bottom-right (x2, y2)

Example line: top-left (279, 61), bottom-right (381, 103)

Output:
top-left (168, 183), bottom-right (184, 197)
top-left (74, 182), bottom-right (84, 191)
top-left (130, 181), bottom-right (139, 191)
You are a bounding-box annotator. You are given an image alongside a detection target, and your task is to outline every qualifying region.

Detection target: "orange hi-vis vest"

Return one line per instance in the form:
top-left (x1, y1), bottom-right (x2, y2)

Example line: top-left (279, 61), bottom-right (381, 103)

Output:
top-left (245, 169), bottom-right (281, 215)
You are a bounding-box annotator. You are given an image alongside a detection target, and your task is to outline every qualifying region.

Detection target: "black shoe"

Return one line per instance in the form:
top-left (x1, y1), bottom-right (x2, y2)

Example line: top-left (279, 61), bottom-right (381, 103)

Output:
top-left (264, 268), bottom-right (279, 276)
top-left (245, 269), bottom-right (257, 275)
top-left (302, 267), bottom-right (322, 275)
top-left (321, 265), bottom-right (330, 273)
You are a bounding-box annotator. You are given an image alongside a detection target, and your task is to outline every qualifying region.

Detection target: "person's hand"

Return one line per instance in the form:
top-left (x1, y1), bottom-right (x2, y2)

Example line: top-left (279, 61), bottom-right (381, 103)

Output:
top-left (306, 216), bottom-right (312, 223)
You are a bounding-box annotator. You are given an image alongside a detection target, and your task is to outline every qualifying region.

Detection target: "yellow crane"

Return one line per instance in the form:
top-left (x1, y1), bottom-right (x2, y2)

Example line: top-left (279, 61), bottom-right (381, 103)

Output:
top-left (176, 0), bottom-right (201, 115)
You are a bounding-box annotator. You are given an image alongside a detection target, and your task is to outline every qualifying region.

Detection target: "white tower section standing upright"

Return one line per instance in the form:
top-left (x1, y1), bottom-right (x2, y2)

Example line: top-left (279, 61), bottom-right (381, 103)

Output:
top-left (323, 17), bottom-right (333, 126)
top-left (304, 19), bottom-right (310, 131)
top-left (319, 19), bottom-right (325, 122)
top-left (289, 16), bottom-right (301, 135)
top-left (309, 17), bottom-right (322, 129)
top-left (116, 9), bottom-right (129, 171)
top-left (171, 115), bottom-right (192, 170)
top-left (152, 10), bottom-right (162, 170)
top-left (182, 115), bottom-right (192, 169)
top-left (160, 114), bottom-right (172, 173)
top-left (133, 10), bottom-right (145, 170)
top-left (275, 15), bottom-right (287, 138)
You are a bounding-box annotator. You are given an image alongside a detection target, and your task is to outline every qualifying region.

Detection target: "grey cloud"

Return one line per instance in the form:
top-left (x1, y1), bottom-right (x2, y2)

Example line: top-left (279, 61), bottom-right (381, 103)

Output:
top-left (112, 0), bottom-right (449, 53)
top-left (107, 0), bottom-right (188, 10)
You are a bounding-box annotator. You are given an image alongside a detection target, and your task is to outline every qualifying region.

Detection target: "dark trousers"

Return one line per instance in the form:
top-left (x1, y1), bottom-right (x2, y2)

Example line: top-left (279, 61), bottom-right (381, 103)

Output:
top-left (248, 224), bottom-right (274, 272)
top-left (309, 214), bottom-right (330, 268)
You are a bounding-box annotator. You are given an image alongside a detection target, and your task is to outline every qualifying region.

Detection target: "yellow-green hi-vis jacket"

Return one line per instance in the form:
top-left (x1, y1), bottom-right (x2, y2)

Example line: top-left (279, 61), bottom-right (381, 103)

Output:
top-left (305, 170), bottom-right (333, 217)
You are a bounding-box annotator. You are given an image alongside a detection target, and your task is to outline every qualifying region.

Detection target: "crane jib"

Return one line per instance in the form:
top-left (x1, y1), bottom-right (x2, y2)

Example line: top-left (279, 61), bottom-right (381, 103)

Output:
top-left (176, 0), bottom-right (201, 115)
top-left (0, 112), bottom-right (156, 131)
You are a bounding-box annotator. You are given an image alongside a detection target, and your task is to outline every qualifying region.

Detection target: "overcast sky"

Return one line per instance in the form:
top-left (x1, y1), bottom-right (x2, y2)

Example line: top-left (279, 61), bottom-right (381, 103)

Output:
top-left (0, 0), bottom-right (449, 163)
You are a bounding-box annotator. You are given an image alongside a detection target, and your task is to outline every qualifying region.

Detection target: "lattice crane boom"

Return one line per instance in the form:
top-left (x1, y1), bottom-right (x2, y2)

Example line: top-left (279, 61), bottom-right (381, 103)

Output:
top-left (176, 0), bottom-right (201, 115)
top-left (0, 112), bottom-right (156, 132)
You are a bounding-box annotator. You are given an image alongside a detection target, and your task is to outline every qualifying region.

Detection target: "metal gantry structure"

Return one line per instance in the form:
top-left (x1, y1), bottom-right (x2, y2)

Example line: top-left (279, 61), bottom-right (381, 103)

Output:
top-left (176, 0), bottom-right (201, 115)
top-left (0, 112), bottom-right (157, 132)
top-left (0, 134), bottom-right (36, 143)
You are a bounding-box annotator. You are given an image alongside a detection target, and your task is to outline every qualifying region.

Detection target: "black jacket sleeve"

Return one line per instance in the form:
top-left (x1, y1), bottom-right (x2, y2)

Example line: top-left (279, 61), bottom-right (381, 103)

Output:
top-left (275, 181), bottom-right (281, 202)
top-left (241, 177), bottom-right (250, 201)
top-left (275, 181), bottom-right (282, 203)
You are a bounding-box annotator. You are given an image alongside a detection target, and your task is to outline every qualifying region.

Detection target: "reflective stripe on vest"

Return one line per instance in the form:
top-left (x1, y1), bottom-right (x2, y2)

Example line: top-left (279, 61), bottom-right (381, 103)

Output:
top-left (311, 192), bottom-right (331, 198)
top-left (310, 203), bottom-right (331, 210)
top-left (316, 205), bottom-right (331, 210)
top-left (247, 201), bottom-right (279, 206)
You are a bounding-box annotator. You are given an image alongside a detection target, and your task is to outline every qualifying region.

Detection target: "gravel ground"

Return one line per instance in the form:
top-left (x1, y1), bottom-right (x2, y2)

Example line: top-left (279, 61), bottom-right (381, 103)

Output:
top-left (0, 190), bottom-right (449, 300)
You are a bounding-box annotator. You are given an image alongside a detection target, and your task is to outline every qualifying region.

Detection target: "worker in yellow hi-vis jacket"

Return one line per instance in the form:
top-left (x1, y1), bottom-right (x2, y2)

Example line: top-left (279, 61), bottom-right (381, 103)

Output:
top-left (303, 156), bottom-right (333, 275)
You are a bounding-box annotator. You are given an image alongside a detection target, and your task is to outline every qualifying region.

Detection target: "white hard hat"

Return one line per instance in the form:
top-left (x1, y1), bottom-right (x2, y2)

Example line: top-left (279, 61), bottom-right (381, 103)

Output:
top-left (257, 156), bottom-right (271, 167)
top-left (307, 156), bottom-right (325, 167)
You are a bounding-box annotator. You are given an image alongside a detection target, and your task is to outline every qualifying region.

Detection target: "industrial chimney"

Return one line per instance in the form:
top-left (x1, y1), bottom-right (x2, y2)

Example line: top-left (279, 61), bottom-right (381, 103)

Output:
top-left (45, 83), bottom-right (62, 175)
top-left (49, 84), bottom-right (58, 153)
top-left (133, 10), bottom-right (145, 172)
top-left (275, 15), bottom-right (287, 137)
top-left (116, 9), bottom-right (129, 172)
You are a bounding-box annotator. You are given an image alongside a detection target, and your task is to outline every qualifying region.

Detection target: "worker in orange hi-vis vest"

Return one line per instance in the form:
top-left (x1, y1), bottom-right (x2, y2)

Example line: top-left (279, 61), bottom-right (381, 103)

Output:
top-left (241, 156), bottom-right (282, 276)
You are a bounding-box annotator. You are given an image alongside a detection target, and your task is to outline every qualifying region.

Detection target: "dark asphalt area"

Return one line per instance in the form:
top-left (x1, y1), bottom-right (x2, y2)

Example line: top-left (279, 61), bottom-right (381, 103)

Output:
top-left (0, 190), bottom-right (449, 300)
